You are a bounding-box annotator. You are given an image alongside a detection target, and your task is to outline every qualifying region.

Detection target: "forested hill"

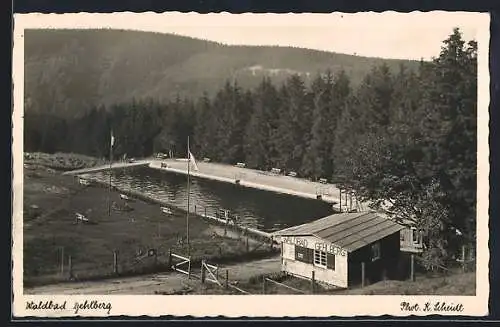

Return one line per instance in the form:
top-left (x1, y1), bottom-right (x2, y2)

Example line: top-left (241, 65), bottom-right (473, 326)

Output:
top-left (24, 29), bottom-right (419, 117)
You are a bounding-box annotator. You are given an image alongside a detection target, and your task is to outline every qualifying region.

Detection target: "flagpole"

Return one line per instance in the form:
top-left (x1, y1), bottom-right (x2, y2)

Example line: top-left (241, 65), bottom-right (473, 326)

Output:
top-left (186, 136), bottom-right (190, 250)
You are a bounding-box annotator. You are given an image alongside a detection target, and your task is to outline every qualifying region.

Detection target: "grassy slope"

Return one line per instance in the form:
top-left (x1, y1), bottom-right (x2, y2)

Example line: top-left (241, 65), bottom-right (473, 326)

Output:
top-left (24, 29), bottom-right (419, 117)
top-left (193, 270), bottom-right (476, 295)
top-left (337, 270), bottom-right (476, 295)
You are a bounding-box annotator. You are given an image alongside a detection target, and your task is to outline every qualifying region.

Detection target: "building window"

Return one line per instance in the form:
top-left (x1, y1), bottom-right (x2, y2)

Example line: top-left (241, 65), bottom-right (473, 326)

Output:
top-left (400, 231), bottom-right (405, 242)
top-left (326, 253), bottom-right (336, 270)
top-left (371, 242), bottom-right (381, 262)
top-left (314, 249), bottom-right (327, 268)
top-left (412, 228), bottom-right (421, 245)
top-left (295, 246), bottom-right (313, 264)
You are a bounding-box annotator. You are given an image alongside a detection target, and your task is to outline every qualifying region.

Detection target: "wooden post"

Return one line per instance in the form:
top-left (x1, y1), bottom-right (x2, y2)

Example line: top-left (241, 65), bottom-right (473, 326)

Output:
top-left (204, 207), bottom-right (207, 218)
top-left (60, 247), bottom-right (65, 276)
top-left (113, 250), bottom-right (118, 275)
top-left (262, 276), bottom-right (267, 294)
top-left (361, 262), bottom-right (366, 287)
top-left (311, 271), bottom-right (315, 294)
top-left (201, 260), bottom-right (205, 284)
top-left (168, 249), bottom-right (172, 269)
top-left (410, 254), bottom-right (415, 282)
top-left (462, 245), bottom-right (466, 272)
top-left (224, 218), bottom-right (228, 236)
top-left (469, 243), bottom-right (475, 271)
top-left (195, 205), bottom-right (197, 215)
top-left (339, 189), bottom-right (342, 212)
top-left (68, 255), bottom-right (73, 279)
top-left (349, 192), bottom-right (353, 211)
top-left (246, 236), bottom-right (249, 252)
top-left (225, 270), bottom-right (229, 289)
top-left (188, 256), bottom-right (192, 279)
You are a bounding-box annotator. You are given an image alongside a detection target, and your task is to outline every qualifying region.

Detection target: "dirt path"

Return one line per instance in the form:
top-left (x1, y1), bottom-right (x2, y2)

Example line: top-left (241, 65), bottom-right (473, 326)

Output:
top-left (25, 255), bottom-right (281, 295)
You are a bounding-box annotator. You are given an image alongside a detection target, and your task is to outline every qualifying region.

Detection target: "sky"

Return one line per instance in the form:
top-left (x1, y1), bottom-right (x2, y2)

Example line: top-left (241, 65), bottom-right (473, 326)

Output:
top-left (15, 12), bottom-right (488, 60)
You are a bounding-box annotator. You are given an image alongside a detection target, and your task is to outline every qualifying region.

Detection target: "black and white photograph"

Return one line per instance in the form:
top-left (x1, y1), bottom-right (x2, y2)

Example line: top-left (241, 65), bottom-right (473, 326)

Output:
top-left (12, 12), bottom-right (490, 317)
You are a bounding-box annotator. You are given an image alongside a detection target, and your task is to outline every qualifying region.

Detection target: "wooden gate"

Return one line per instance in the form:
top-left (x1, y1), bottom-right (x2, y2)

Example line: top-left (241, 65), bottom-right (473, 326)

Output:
top-left (171, 253), bottom-right (191, 277)
top-left (202, 260), bottom-right (221, 286)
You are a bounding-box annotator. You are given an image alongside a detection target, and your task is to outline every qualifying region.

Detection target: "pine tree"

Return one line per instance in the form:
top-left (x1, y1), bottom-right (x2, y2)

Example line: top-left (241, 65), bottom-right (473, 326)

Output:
top-left (274, 74), bottom-right (308, 173)
top-left (244, 77), bottom-right (279, 169)
top-left (193, 92), bottom-right (213, 157)
top-left (419, 28), bottom-right (478, 246)
top-left (301, 72), bottom-right (332, 179)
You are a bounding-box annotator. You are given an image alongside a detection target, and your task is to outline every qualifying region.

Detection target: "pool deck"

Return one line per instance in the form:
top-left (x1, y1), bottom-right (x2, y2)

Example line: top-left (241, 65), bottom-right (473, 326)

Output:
top-left (149, 159), bottom-right (341, 204)
top-left (64, 158), bottom-right (368, 211)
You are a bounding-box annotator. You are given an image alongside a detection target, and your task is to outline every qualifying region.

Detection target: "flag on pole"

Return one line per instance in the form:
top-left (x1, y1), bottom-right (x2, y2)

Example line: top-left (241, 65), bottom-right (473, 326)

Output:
top-left (110, 130), bottom-right (115, 148)
top-left (188, 150), bottom-right (199, 171)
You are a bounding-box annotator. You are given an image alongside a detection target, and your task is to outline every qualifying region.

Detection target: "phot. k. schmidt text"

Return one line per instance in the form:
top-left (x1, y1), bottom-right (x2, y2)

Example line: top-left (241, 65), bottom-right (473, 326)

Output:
top-left (400, 301), bottom-right (465, 313)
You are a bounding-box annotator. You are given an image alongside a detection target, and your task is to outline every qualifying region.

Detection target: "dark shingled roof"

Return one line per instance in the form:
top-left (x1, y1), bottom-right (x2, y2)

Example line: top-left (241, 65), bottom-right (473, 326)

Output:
top-left (273, 212), bottom-right (404, 252)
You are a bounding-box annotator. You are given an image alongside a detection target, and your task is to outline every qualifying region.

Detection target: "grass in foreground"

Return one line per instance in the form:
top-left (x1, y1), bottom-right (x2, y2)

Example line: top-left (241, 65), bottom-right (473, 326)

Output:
top-left (176, 269), bottom-right (476, 296)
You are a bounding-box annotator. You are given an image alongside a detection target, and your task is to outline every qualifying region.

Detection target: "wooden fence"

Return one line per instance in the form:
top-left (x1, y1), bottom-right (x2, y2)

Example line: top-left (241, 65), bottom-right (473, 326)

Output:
top-left (262, 276), bottom-right (307, 294)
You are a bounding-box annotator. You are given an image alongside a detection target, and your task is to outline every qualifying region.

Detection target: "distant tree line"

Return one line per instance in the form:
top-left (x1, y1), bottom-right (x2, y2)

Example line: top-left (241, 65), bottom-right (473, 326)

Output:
top-left (25, 29), bottom-right (477, 266)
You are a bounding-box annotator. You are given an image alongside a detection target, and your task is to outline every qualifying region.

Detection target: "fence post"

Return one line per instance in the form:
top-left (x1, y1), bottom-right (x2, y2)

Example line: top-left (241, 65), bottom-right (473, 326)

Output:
top-left (168, 249), bottom-right (172, 270)
top-left (68, 255), bottom-right (73, 279)
top-left (410, 255), bottom-right (415, 282)
top-left (339, 189), bottom-right (342, 212)
top-left (461, 245), bottom-right (466, 272)
top-left (262, 276), bottom-right (267, 294)
top-left (60, 246), bottom-right (65, 276)
top-left (204, 207), bottom-right (207, 218)
top-left (188, 256), bottom-right (192, 279)
top-left (246, 236), bottom-right (249, 252)
top-left (113, 250), bottom-right (118, 275)
top-left (225, 270), bottom-right (229, 289)
top-left (469, 243), bottom-right (474, 271)
top-left (311, 271), bottom-right (315, 294)
top-left (361, 262), bottom-right (366, 287)
top-left (195, 205), bottom-right (197, 215)
top-left (201, 260), bottom-right (205, 284)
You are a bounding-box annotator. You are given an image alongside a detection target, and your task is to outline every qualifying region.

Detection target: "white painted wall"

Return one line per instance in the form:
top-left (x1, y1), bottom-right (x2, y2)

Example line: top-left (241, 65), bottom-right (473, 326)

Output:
top-left (279, 235), bottom-right (349, 288)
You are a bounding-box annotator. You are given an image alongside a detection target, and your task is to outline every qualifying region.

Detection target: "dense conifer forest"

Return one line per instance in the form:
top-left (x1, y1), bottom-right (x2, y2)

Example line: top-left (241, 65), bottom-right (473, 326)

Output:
top-left (24, 28), bottom-right (477, 266)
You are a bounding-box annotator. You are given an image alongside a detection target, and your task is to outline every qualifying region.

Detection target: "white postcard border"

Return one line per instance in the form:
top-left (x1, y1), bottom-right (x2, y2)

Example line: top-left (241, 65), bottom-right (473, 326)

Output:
top-left (12, 12), bottom-right (491, 318)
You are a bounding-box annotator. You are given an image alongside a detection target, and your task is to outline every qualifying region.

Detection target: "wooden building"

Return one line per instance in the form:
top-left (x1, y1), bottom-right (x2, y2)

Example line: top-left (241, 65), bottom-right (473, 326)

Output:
top-left (273, 212), bottom-right (405, 288)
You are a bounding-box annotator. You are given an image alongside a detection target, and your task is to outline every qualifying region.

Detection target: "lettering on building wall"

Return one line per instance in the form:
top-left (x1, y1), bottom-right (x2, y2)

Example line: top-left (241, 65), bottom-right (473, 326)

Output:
top-left (282, 236), bottom-right (347, 256)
